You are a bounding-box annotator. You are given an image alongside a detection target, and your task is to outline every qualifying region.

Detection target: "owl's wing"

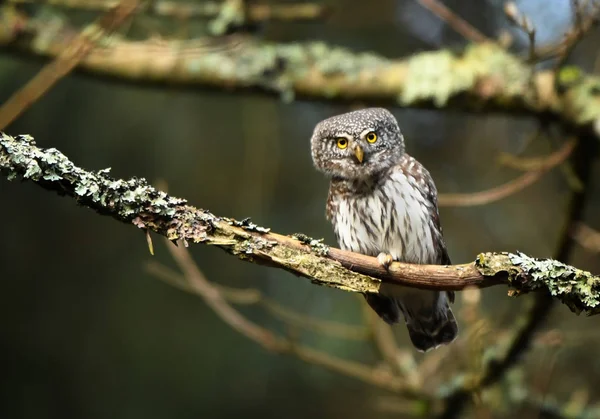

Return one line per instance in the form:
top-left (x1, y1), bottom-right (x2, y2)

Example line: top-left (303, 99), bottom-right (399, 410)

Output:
top-left (402, 155), bottom-right (454, 303)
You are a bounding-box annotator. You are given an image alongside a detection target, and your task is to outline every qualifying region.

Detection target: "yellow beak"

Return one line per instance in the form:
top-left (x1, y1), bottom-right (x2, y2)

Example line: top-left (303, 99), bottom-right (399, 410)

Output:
top-left (353, 144), bottom-right (364, 164)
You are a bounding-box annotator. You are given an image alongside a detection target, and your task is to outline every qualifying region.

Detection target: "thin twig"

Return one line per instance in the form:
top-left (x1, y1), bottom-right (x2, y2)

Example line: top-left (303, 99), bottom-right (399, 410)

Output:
top-left (0, 0), bottom-right (138, 130)
top-left (438, 132), bottom-right (597, 419)
top-left (5, 0), bottom-right (329, 22)
top-left (439, 138), bottom-right (576, 207)
top-left (551, 0), bottom-right (600, 70)
top-left (572, 223), bottom-right (600, 254)
top-left (166, 238), bottom-right (277, 347)
top-left (439, 171), bottom-right (542, 207)
top-left (497, 138), bottom-right (576, 171)
top-left (504, 2), bottom-right (537, 62)
top-left (417, 0), bottom-right (489, 43)
top-left (163, 239), bottom-right (418, 396)
top-left (146, 261), bottom-right (369, 340)
top-left (509, 0), bottom-right (600, 63)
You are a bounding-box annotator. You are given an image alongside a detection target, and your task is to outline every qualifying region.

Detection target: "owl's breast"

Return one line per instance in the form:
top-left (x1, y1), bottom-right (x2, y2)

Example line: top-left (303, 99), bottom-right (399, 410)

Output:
top-left (330, 170), bottom-right (438, 264)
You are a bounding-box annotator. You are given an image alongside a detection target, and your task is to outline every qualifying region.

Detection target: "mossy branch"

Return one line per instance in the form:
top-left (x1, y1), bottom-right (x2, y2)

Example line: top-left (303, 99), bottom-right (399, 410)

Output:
top-left (3, 7), bottom-right (600, 136)
top-left (2, 132), bottom-right (600, 315)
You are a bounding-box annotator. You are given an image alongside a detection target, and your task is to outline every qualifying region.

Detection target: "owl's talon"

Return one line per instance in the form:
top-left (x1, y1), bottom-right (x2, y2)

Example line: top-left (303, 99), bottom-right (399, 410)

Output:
top-left (377, 252), bottom-right (394, 270)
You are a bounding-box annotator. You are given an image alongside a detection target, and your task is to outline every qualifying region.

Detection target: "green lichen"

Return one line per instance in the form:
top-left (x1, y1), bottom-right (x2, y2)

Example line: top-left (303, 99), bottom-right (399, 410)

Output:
top-left (0, 132), bottom-right (199, 237)
top-left (0, 132), bottom-right (381, 295)
top-left (399, 43), bottom-right (530, 108)
top-left (291, 233), bottom-right (330, 256)
top-left (187, 40), bottom-right (391, 101)
top-left (475, 251), bottom-right (600, 316)
top-left (558, 66), bottom-right (584, 86)
top-left (227, 217), bottom-right (271, 233)
top-left (559, 69), bottom-right (600, 126)
top-left (400, 49), bottom-right (458, 107)
top-left (208, 0), bottom-right (245, 36)
top-left (6, 132), bottom-right (600, 309)
top-left (11, 16), bottom-right (600, 137)
top-left (508, 251), bottom-right (600, 315)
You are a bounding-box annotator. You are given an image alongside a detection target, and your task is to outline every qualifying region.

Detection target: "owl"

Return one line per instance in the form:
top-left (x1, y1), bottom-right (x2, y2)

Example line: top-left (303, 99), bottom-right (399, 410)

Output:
top-left (310, 108), bottom-right (458, 352)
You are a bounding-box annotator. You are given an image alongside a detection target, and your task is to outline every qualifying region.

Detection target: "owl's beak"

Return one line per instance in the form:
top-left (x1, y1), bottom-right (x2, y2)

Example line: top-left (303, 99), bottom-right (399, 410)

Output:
top-left (353, 144), bottom-right (364, 164)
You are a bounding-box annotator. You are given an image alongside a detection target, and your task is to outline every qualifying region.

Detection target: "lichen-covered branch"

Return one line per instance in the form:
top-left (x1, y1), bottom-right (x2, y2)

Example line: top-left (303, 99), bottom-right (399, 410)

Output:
top-left (3, 10), bottom-right (600, 135)
top-left (1, 132), bottom-right (600, 315)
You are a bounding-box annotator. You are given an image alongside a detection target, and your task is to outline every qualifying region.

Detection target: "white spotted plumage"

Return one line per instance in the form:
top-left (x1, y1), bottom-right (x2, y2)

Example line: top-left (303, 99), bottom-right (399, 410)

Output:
top-left (332, 163), bottom-right (436, 263)
top-left (311, 108), bottom-right (458, 352)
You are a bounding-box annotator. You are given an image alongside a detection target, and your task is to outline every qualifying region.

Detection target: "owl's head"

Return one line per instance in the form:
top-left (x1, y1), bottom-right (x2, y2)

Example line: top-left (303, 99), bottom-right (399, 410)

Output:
top-left (310, 108), bottom-right (405, 180)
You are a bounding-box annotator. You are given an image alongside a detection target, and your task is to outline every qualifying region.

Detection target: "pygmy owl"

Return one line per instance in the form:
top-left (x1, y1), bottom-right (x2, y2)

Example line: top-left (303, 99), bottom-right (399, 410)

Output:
top-left (310, 108), bottom-right (458, 352)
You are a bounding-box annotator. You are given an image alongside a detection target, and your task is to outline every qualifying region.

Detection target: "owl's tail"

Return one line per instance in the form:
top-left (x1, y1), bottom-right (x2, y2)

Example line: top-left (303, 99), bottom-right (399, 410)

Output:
top-left (405, 297), bottom-right (458, 352)
top-left (365, 288), bottom-right (458, 352)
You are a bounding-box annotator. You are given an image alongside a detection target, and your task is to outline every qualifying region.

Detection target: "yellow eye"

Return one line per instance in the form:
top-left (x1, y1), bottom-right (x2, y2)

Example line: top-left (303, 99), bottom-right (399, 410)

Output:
top-left (336, 138), bottom-right (348, 149)
top-left (366, 132), bottom-right (377, 143)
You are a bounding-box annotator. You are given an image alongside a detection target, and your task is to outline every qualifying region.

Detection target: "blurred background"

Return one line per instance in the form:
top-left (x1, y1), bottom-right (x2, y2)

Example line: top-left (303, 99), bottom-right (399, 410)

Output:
top-left (1, 0), bottom-right (600, 418)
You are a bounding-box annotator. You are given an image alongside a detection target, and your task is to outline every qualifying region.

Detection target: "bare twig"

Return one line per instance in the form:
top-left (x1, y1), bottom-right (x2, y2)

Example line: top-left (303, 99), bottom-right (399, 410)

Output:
top-left (439, 171), bottom-right (543, 207)
top-left (146, 261), bottom-right (369, 340)
top-left (439, 138), bottom-right (576, 207)
top-left (6, 0), bottom-right (329, 22)
top-left (0, 0), bottom-right (138, 130)
top-left (504, 0), bottom-right (540, 100)
top-left (548, 0), bottom-right (600, 68)
top-left (438, 133), bottom-right (597, 419)
top-left (417, 0), bottom-right (489, 43)
top-left (572, 223), bottom-right (600, 254)
top-left (166, 238), bottom-right (276, 346)
top-left (163, 239), bottom-right (418, 396)
top-left (502, 0), bottom-right (600, 64)
top-left (504, 2), bottom-right (537, 62)
top-left (497, 138), bottom-right (576, 171)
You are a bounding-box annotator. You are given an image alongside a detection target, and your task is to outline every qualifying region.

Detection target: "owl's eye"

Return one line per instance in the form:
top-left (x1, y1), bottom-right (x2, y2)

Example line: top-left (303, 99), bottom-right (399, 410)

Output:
top-left (336, 138), bottom-right (348, 149)
top-left (365, 132), bottom-right (378, 143)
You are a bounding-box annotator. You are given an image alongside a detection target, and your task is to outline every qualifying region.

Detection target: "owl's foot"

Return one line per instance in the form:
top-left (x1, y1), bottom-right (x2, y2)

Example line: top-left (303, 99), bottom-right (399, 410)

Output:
top-left (377, 252), bottom-right (394, 270)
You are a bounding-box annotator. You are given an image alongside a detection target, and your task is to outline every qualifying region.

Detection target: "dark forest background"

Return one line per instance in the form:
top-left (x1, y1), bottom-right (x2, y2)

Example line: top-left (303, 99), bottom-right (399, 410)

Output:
top-left (1, 0), bottom-right (600, 418)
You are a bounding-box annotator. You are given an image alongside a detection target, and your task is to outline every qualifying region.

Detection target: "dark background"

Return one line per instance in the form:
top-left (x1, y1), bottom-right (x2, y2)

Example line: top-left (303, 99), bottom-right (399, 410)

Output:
top-left (1, 0), bottom-right (600, 418)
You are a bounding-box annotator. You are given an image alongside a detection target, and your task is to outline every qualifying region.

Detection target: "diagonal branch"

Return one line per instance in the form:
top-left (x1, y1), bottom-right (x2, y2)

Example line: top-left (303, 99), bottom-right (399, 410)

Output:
top-left (439, 138), bottom-right (576, 207)
top-left (417, 0), bottom-right (489, 43)
top-left (162, 237), bottom-right (413, 395)
top-left (1, 132), bottom-right (600, 315)
top-left (0, 0), bottom-right (138, 129)
top-left (146, 261), bottom-right (370, 340)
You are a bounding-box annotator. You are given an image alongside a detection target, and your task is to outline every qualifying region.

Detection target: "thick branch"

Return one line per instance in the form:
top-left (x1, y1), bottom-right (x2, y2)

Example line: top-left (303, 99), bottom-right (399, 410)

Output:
top-left (2, 132), bottom-right (600, 315)
top-left (3, 10), bottom-right (600, 135)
